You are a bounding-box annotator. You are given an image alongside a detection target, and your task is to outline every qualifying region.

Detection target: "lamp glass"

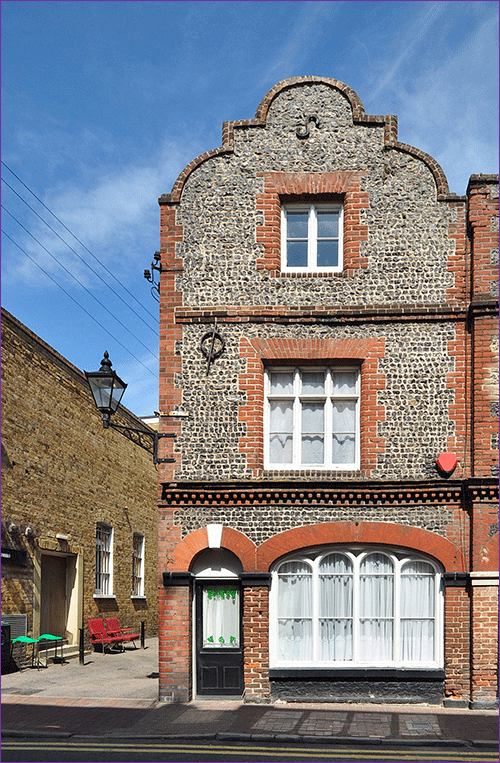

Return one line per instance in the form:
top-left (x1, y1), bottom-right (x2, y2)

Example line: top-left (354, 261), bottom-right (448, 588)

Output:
top-left (85, 353), bottom-right (127, 417)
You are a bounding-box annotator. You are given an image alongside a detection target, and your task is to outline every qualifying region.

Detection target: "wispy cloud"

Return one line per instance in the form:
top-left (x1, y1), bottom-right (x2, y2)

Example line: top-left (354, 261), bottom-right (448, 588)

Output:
top-left (3, 137), bottom-right (196, 289)
top-left (370, 2), bottom-right (448, 100)
top-left (260, 1), bottom-right (338, 87)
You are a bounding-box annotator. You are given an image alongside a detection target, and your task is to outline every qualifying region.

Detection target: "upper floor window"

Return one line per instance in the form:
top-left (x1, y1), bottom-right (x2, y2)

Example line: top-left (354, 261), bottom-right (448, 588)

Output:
top-left (132, 533), bottom-right (145, 597)
top-left (270, 547), bottom-right (443, 669)
top-left (95, 523), bottom-right (113, 596)
top-left (265, 366), bottom-right (360, 470)
top-left (281, 203), bottom-right (343, 272)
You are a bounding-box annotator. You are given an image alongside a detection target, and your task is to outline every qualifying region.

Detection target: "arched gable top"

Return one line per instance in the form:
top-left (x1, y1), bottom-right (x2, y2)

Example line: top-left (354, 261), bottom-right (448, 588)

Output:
top-left (159, 76), bottom-right (451, 205)
top-left (254, 76), bottom-right (367, 122)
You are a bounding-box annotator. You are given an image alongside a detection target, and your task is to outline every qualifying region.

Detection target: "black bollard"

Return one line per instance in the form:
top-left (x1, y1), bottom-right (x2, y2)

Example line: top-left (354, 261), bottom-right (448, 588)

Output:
top-left (79, 628), bottom-right (84, 664)
top-left (140, 620), bottom-right (145, 648)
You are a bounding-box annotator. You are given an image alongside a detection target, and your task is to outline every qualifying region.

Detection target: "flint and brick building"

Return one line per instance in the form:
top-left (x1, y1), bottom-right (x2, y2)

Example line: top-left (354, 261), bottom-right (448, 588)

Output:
top-left (1, 309), bottom-right (158, 664)
top-left (155, 77), bottom-right (498, 707)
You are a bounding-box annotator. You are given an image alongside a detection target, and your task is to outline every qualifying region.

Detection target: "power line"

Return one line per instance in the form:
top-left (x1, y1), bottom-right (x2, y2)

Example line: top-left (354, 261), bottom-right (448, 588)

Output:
top-left (1, 228), bottom-right (157, 379)
top-left (1, 176), bottom-right (158, 336)
top-left (2, 205), bottom-right (159, 362)
top-left (1, 160), bottom-right (159, 323)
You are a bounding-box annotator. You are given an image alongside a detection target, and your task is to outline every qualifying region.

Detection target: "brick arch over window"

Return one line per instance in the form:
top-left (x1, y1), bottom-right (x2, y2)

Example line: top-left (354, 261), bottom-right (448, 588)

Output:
top-left (238, 336), bottom-right (386, 478)
top-left (256, 521), bottom-right (464, 572)
top-left (256, 171), bottom-right (369, 277)
top-left (170, 526), bottom-right (257, 572)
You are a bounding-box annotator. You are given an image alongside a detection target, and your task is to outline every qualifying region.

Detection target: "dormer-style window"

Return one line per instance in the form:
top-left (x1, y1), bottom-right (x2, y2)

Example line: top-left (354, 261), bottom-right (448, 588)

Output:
top-left (281, 203), bottom-right (343, 272)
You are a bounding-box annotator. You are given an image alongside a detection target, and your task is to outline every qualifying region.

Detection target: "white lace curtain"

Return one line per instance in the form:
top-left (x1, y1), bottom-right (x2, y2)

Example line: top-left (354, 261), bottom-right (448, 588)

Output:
top-left (276, 553), bottom-right (436, 664)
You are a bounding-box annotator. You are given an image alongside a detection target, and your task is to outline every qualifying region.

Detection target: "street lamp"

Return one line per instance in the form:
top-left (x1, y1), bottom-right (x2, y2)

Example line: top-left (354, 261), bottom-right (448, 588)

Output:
top-left (85, 352), bottom-right (174, 465)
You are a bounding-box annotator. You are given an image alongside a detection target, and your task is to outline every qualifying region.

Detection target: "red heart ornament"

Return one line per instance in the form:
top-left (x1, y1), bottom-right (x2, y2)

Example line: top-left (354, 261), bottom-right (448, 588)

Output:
top-left (436, 452), bottom-right (458, 475)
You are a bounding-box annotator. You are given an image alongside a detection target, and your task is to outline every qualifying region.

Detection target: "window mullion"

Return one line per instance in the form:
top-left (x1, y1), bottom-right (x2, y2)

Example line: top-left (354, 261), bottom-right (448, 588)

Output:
top-left (353, 555), bottom-right (359, 664)
top-left (393, 558), bottom-right (401, 664)
top-left (293, 369), bottom-right (300, 466)
top-left (309, 206), bottom-right (317, 269)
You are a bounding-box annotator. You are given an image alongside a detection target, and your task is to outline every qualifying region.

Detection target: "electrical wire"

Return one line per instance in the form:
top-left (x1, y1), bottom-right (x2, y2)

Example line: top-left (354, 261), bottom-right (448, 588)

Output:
top-left (1, 161), bottom-right (159, 322)
top-left (2, 205), bottom-right (158, 362)
top-left (2, 176), bottom-right (158, 335)
top-left (1, 228), bottom-right (157, 378)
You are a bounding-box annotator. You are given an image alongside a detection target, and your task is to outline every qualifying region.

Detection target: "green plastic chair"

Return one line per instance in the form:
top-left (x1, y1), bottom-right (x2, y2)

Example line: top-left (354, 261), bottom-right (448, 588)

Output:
top-left (38, 633), bottom-right (65, 665)
top-left (12, 635), bottom-right (40, 670)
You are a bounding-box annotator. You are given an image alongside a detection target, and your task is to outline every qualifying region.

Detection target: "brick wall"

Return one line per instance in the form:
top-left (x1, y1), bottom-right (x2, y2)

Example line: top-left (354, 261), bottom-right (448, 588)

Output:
top-left (156, 77), bottom-right (498, 705)
top-left (1, 309), bottom-right (159, 647)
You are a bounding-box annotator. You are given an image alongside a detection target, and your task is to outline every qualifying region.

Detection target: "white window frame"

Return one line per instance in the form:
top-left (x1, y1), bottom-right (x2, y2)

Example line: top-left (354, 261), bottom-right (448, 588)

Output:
top-left (269, 547), bottom-right (444, 670)
top-left (281, 203), bottom-right (343, 272)
top-left (264, 366), bottom-right (360, 470)
top-left (95, 523), bottom-right (113, 597)
top-left (132, 533), bottom-right (145, 598)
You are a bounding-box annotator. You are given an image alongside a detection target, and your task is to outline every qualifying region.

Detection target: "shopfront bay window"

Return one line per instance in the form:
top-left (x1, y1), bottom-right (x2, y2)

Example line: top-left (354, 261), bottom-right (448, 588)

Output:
top-left (270, 547), bottom-right (443, 669)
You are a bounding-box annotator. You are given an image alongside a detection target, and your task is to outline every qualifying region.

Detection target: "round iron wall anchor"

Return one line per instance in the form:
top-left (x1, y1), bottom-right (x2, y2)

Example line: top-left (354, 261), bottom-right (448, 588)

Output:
top-left (200, 322), bottom-right (225, 375)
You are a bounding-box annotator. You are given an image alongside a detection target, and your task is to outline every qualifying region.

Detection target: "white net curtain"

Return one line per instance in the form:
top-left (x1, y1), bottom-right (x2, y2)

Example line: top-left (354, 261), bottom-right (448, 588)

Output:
top-left (274, 549), bottom-right (440, 666)
top-left (268, 369), bottom-right (358, 467)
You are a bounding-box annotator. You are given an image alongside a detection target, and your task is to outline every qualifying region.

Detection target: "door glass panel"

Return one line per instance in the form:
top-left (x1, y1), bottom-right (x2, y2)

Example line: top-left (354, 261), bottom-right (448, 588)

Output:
top-left (202, 585), bottom-right (240, 648)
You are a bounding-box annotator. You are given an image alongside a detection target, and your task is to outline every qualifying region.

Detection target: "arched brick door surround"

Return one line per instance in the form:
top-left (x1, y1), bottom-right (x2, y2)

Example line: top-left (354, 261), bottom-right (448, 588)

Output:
top-left (168, 521), bottom-right (463, 572)
top-left (170, 526), bottom-right (257, 571)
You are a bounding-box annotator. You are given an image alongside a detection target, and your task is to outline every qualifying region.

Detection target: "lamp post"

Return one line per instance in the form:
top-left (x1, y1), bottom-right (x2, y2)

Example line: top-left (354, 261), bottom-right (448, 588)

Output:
top-left (85, 352), bottom-right (174, 465)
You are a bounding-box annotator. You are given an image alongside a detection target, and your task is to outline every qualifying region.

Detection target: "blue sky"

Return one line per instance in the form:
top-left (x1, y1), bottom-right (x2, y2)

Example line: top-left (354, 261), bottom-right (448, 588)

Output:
top-left (1, 0), bottom-right (498, 416)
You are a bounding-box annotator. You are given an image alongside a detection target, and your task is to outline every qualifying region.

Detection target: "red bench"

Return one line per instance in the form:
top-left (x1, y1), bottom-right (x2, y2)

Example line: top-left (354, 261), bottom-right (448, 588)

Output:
top-left (105, 617), bottom-right (140, 649)
top-left (87, 618), bottom-right (124, 653)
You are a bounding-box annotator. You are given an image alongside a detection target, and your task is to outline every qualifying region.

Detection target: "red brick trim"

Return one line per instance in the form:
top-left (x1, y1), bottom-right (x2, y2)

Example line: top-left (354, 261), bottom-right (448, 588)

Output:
top-left (170, 527), bottom-right (208, 570)
top-left (238, 337), bottom-right (386, 478)
top-left (158, 76), bottom-right (450, 205)
top-left (256, 172), bottom-right (369, 277)
top-left (256, 521), bottom-right (464, 571)
top-left (476, 533), bottom-right (499, 572)
top-left (158, 206), bottom-right (184, 479)
top-left (169, 526), bottom-right (257, 572)
top-left (445, 321), bottom-right (467, 476)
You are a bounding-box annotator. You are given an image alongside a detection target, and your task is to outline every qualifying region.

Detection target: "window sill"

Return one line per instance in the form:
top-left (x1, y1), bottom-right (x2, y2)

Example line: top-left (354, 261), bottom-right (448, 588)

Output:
top-left (130, 595), bottom-right (146, 600)
top-left (269, 668), bottom-right (445, 680)
top-left (93, 594), bottom-right (116, 600)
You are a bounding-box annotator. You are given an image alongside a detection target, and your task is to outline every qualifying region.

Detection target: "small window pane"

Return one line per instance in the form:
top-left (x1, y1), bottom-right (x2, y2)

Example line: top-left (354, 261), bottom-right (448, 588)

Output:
top-left (277, 619), bottom-right (312, 661)
top-left (203, 586), bottom-right (240, 648)
top-left (270, 373), bottom-right (294, 394)
top-left (278, 565), bottom-right (312, 617)
top-left (317, 211), bottom-right (338, 237)
top-left (333, 401), bottom-right (356, 431)
top-left (332, 372), bottom-right (358, 394)
top-left (319, 619), bottom-right (353, 661)
top-left (301, 372), bottom-right (325, 394)
top-left (302, 402), bottom-right (324, 463)
top-left (270, 434), bottom-right (292, 463)
top-left (401, 620), bottom-right (434, 662)
top-left (317, 240), bottom-right (338, 268)
top-left (286, 241), bottom-right (308, 267)
top-left (286, 212), bottom-right (308, 238)
top-left (359, 620), bottom-right (393, 661)
top-left (270, 400), bottom-right (293, 430)
top-left (332, 434), bottom-right (355, 463)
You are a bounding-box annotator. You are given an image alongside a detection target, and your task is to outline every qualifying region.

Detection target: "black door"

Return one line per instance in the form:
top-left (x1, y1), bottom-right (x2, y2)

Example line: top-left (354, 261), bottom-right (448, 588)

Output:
top-left (195, 581), bottom-right (244, 696)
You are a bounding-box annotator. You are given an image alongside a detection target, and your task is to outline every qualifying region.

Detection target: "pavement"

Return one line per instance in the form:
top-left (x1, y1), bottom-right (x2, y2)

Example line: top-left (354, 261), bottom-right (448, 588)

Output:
top-left (1, 639), bottom-right (498, 749)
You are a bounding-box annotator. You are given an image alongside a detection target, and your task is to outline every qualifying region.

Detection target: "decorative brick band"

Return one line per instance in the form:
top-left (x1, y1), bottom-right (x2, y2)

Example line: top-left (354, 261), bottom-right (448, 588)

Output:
top-left (255, 171), bottom-right (369, 277)
top-left (160, 480), bottom-right (464, 508)
top-left (173, 304), bottom-right (467, 324)
top-left (238, 336), bottom-right (386, 478)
